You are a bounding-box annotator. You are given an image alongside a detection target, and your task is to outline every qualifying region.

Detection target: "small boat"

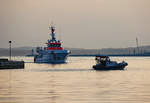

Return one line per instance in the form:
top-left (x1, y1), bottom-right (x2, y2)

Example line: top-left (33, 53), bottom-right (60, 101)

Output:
top-left (93, 55), bottom-right (128, 70)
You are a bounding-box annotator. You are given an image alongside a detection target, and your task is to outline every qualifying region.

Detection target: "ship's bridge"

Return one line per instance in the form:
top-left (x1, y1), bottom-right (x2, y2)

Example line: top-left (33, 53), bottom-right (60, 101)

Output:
top-left (45, 41), bottom-right (63, 50)
top-left (48, 42), bottom-right (61, 47)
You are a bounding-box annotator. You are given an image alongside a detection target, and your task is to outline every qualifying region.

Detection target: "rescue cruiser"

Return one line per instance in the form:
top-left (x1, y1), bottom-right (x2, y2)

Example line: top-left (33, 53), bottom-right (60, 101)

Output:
top-left (34, 25), bottom-right (70, 63)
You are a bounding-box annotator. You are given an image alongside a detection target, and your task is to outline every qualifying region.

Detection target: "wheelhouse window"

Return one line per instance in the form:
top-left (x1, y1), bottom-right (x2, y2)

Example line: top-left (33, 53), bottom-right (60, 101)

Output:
top-left (50, 44), bottom-right (61, 47)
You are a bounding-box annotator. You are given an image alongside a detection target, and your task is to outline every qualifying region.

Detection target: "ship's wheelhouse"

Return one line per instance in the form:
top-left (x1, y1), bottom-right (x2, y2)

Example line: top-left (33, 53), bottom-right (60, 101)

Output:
top-left (45, 42), bottom-right (63, 50)
top-left (48, 43), bottom-right (61, 47)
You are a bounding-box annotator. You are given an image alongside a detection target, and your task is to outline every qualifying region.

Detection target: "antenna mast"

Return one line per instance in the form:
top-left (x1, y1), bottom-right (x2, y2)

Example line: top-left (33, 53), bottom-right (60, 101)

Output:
top-left (58, 26), bottom-right (62, 41)
top-left (136, 37), bottom-right (139, 54)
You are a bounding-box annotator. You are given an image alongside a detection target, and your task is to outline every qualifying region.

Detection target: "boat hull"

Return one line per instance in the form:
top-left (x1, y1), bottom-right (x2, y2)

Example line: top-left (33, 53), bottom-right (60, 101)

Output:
top-left (93, 63), bottom-right (128, 71)
top-left (34, 52), bottom-right (69, 63)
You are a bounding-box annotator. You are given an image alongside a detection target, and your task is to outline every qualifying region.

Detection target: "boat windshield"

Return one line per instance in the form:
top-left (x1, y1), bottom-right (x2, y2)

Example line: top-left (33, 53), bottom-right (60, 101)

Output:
top-left (95, 56), bottom-right (110, 64)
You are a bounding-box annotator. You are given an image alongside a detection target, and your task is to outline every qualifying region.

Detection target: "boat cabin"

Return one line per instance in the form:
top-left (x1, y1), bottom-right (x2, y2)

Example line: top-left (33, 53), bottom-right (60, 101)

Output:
top-left (95, 55), bottom-right (110, 65)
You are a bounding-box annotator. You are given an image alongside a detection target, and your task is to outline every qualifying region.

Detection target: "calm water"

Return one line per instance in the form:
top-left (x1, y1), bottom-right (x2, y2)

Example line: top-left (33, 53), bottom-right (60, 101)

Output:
top-left (0, 56), bottom-right (150, 103)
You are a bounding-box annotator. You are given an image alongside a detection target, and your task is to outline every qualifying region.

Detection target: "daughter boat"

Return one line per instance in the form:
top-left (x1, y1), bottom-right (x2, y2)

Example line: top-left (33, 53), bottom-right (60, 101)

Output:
top-left (93, 55), bottom-right (128, 70)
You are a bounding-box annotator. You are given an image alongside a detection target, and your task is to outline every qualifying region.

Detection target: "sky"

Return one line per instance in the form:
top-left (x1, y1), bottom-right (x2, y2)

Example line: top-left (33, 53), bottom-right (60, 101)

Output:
top-left (0, 0), bottom-right (150, 49)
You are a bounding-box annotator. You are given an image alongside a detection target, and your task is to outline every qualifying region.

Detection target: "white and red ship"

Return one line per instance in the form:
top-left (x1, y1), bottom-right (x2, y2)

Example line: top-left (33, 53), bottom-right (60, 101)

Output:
top-left (34, 26), bottom-right (70, 63)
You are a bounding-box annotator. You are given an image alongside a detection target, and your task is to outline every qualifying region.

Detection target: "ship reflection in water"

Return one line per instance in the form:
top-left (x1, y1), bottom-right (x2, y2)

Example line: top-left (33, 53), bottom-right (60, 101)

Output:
top-left (0, 56), bottom-right (150, 103)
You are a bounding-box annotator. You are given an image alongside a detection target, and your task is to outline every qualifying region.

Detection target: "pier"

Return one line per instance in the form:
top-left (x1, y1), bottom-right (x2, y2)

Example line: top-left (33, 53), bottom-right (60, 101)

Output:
top-left (0, 41), bottom-right (25, 69)
top-left (0, 59), bottom-right (24, 69)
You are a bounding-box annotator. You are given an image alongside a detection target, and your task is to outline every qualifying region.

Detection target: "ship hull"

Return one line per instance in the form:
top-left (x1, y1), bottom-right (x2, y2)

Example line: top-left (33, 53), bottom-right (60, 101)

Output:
top-left (34, 52), bottom-right (69, 63)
